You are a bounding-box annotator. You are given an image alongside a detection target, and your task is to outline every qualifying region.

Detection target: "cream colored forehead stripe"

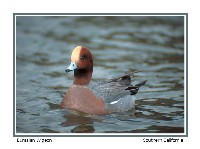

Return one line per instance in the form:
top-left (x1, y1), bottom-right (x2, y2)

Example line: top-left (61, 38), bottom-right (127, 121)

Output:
top-left (71, 46), bottom-right (82, 62)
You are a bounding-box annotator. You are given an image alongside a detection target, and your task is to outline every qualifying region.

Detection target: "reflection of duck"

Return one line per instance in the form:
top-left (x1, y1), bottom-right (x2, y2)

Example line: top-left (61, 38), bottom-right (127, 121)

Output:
top-left (61, 113), bottom-right (95, 133)
top-left (60, 46), bottom-right (147, 115)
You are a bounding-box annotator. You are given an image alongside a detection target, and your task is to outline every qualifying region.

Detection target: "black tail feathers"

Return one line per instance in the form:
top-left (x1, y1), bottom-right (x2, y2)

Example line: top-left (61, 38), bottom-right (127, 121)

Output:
top-left (135, 80), bottom-right (147, 87)
top-left (125, 80), bottom-right (147, 95)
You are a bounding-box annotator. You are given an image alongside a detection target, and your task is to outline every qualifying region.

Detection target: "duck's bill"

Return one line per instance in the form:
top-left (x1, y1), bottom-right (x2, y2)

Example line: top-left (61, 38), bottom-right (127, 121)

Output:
top-left (65, 61), bottom-right (77, 73)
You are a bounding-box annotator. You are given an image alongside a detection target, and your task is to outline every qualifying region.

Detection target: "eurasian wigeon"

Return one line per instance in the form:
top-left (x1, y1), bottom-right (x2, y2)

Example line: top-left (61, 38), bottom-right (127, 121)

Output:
top-left (60, 46), bottom-right (147, 115)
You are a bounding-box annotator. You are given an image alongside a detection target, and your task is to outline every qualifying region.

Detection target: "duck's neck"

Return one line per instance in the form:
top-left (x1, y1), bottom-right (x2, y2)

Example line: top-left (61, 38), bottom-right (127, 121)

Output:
top-left (73, 69), bottom-right (92, 85)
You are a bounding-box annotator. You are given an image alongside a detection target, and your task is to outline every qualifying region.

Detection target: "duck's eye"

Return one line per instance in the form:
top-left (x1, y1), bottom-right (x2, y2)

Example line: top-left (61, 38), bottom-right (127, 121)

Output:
top-left (80, 55), bottom-right (87, 60)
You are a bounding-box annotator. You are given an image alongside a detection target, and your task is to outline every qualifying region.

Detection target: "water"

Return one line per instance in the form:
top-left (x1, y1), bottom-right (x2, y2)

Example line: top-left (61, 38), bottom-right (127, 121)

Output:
top-left (16, 15), bottom-right (185, 133)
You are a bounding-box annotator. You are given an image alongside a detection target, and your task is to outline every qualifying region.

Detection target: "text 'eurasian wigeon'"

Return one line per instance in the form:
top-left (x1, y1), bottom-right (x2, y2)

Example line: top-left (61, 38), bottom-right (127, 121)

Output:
top-left (60, 46), bottom-right (147, 115)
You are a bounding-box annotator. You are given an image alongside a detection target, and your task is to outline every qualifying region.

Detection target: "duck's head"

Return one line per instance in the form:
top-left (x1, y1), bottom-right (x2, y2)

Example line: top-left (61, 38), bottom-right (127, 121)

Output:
top-left (65, 46), bottom-right (93, 73)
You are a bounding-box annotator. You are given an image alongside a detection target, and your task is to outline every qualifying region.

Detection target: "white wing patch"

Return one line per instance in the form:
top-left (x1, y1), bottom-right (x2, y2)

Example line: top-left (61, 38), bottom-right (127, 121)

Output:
top-left (109, 99), bottom-right (121, 105)
top-left (106, 95), bottom-right (136, 113)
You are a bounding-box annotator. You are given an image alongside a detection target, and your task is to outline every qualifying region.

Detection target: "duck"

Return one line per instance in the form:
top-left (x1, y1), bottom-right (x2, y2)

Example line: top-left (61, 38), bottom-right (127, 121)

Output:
top-left (60, 46), bottom-right (147, 115)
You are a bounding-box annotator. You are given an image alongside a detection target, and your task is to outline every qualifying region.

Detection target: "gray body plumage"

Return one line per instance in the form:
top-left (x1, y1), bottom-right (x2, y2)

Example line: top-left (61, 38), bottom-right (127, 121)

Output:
top-left (87, 71), bottom-right (147, 113)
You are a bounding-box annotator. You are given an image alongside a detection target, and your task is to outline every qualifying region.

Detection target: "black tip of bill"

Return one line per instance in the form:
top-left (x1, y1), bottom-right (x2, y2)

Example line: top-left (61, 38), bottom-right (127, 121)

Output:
top-left (65, 69), bottom-right (72, 73)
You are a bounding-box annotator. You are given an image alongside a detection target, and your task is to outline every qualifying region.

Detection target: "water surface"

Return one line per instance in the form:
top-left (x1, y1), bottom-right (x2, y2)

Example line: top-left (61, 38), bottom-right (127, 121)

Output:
top-left (16, 16), bottom-right (185, 134)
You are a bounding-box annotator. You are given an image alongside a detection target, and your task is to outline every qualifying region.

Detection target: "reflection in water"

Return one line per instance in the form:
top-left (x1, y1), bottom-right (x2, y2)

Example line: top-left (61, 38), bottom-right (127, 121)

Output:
top-left (16, 15), bottom-right (185, 133)
top-left (61, 113), bottom-right (96, 133)
top-left (71, 124), bottom-right (95, 133)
